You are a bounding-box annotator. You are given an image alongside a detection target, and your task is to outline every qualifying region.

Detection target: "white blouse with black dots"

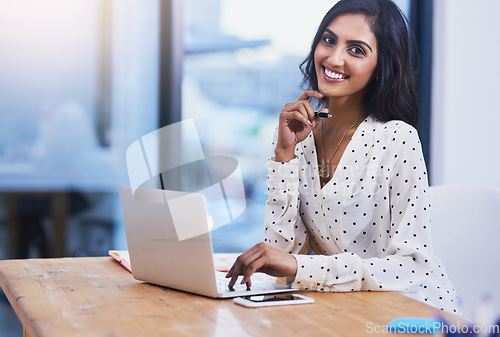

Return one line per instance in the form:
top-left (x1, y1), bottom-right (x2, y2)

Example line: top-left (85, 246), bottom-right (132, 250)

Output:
top-left (264, 115), bottom-right (462, 316)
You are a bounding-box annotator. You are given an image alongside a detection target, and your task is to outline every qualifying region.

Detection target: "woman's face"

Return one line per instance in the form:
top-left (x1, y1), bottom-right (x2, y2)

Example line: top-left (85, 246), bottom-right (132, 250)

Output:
top-left (314, 13), bottom-right (378, 100)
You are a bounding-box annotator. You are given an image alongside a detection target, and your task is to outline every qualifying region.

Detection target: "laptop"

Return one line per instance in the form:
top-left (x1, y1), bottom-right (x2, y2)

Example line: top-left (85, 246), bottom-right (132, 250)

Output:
top-left (119, 185), bottom-right (297, 298)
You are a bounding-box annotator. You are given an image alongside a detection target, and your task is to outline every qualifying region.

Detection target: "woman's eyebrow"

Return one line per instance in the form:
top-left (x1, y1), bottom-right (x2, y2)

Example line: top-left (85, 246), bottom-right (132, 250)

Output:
top-left (323, 28), bottom-right (373, 52)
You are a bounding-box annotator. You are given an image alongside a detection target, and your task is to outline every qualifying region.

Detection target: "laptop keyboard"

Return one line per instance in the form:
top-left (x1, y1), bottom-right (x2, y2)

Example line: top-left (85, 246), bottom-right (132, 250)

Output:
top-left (216, 277), bottom-right (267, 293)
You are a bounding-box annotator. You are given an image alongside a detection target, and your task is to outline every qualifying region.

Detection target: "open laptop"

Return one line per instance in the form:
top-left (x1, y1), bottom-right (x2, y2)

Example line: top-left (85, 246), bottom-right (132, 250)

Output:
top-left (119, 186), bottom-right (297, 298)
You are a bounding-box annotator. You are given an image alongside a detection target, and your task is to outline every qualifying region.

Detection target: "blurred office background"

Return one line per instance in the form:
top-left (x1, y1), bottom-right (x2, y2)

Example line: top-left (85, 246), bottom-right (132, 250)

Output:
top-left (1, 0), bottom-right (499, 334)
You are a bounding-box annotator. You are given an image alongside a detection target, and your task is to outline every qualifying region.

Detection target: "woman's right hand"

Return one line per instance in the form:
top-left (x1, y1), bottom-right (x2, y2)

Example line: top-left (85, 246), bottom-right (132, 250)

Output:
top-left (275, 90), bottom-right (327, 162)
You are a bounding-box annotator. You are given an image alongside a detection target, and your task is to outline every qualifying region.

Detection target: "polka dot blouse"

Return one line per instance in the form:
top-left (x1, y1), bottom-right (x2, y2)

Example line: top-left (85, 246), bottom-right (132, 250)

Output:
top-left (264, 116), bottom-right (462, 316)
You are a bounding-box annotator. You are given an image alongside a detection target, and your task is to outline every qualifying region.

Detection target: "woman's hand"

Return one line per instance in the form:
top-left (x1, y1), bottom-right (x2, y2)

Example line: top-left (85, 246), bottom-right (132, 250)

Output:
top-left (226, 242), bottom-right (298, 288)
top-left (275, 90), bottom-right (328, 162)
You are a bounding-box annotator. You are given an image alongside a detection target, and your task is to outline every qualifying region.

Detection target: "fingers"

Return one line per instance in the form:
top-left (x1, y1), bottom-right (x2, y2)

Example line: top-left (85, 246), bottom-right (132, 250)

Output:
top-left (227, 259), bottom-right (246, 288)
top-left (275, 90), bottom-right (326, 154)
top-left (280, 108), bottom-right (311, 128)
top-left (297, 89), bottom-right (324, 101)
top-left (282, 101), bottom-right (313, 123)
top-left (226, 254), bottom-right (260, 288)
top-left (225, 243), bottom-right (299, 289)
top-left (298, 102), bottom-right (316, 124)
top-left (282, 90), bottom-right (324, 125)
top-left (226, 244), bottom-right (266, 288)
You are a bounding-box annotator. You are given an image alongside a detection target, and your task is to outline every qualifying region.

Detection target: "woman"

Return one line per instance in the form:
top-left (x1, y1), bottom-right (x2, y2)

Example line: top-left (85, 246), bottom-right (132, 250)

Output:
top-left (226, 0), bottom-right (461, 315)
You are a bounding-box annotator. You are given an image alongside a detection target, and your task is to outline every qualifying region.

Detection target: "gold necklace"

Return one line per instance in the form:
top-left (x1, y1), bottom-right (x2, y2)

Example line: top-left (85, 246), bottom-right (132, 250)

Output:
top-left (318, 117), bottom-right (365, 179)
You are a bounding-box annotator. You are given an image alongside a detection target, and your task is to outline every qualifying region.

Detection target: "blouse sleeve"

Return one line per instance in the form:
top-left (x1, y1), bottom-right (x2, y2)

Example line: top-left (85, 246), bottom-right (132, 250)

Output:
top-left (292, 124), bottom-right (434, 293)
top-left (264, 131), bottom-right (312, 255)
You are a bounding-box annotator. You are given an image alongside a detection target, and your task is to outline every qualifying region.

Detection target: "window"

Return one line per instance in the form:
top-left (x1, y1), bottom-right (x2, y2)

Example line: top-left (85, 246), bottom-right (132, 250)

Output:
top-left (0, 0), bottom-right (160, 257)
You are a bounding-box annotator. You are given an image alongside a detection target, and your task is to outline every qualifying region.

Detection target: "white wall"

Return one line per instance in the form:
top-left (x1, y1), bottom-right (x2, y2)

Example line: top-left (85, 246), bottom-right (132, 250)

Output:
top-left (432, 0), bottom-right (500, 188)
top-left (431, 0), bottom-right (500, 319)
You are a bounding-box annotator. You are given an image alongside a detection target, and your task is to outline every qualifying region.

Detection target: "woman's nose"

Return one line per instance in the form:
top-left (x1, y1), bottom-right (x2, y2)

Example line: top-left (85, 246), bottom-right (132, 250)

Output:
top-left (327, 47), bottom-right (345, 67)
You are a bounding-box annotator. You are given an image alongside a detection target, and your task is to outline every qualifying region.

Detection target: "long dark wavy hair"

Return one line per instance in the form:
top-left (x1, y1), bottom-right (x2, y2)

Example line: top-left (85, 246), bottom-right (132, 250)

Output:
top-left (300, 0), bottom-right (419, 128)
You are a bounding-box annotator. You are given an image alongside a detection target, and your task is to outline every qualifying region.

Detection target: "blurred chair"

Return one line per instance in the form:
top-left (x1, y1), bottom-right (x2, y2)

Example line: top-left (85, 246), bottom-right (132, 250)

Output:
top-left (6, 191), bottom-right (90, 259)
top-left (429, 185), bottom-right (500, 321)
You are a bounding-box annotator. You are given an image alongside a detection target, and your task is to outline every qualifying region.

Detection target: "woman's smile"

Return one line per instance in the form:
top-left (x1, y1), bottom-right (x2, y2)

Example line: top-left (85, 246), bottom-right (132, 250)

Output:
top-left (323, 66), bottom-right (350, 81)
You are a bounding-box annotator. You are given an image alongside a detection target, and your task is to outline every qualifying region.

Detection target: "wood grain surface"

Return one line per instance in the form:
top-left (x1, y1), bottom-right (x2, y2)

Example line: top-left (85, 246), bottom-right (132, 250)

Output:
top-left (0, 257), bottom-right (462, 337)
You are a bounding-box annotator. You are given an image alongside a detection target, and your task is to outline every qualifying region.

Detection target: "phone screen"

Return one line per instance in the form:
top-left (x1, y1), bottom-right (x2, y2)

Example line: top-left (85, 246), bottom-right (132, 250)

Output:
top-left (233, 294), bottom-right (314, 307)
top-left (245, 295), bottom-right (297, 302)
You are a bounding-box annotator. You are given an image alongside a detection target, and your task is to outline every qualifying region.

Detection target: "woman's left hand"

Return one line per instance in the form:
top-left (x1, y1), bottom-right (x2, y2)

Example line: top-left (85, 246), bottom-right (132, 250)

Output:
top-left (226, 242), bottom-right (298, 288)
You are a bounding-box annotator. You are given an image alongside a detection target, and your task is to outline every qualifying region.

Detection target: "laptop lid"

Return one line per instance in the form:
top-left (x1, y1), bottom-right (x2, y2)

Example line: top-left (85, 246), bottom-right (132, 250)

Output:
top-left (120, 186), bottom-right (221, 298)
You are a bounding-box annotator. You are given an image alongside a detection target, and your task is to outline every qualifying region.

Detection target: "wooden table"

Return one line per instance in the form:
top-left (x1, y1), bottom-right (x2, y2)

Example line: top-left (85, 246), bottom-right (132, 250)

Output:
top-left (0, 257), bottom-right (461, 337)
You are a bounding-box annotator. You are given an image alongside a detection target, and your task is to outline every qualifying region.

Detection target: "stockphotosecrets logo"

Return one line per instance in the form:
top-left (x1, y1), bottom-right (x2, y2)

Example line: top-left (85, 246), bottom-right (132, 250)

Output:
top-left (124, 119), bottom-right (246, 241)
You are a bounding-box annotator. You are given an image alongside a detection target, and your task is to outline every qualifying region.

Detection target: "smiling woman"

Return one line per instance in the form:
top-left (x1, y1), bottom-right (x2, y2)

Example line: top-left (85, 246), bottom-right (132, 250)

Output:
top-left (226, 0), bottom-right (464, 318)
top-left (301, 0), bottom-right (419, 128)
top-left (314, 14), bottom-right (378, 106)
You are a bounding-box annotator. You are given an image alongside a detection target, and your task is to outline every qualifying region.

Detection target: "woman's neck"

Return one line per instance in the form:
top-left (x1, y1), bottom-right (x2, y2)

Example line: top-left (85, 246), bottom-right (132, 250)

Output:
top-left (323, 96), bottom-right (367, 132)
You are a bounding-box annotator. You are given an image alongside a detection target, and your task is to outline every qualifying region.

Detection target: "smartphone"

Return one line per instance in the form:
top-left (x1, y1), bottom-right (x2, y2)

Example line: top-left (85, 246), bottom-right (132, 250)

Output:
top-left (233, 294), bottom-right (315, 308)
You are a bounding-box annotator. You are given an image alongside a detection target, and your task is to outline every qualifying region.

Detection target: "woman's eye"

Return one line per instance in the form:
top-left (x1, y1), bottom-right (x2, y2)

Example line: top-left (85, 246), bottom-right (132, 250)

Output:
top-left (349, 46), bottom-right (366, 56)
top-left (323, 36), bottom-right (335, 45)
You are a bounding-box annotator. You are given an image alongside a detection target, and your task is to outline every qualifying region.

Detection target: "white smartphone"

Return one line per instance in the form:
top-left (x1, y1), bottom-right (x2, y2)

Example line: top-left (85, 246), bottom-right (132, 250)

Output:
top-left (233, 294), bottom-right (315, 308)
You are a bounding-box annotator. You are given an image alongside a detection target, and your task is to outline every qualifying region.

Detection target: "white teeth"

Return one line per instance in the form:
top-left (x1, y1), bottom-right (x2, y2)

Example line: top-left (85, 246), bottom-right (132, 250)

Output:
top-left (325, 68), bottom-right (346, 79)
